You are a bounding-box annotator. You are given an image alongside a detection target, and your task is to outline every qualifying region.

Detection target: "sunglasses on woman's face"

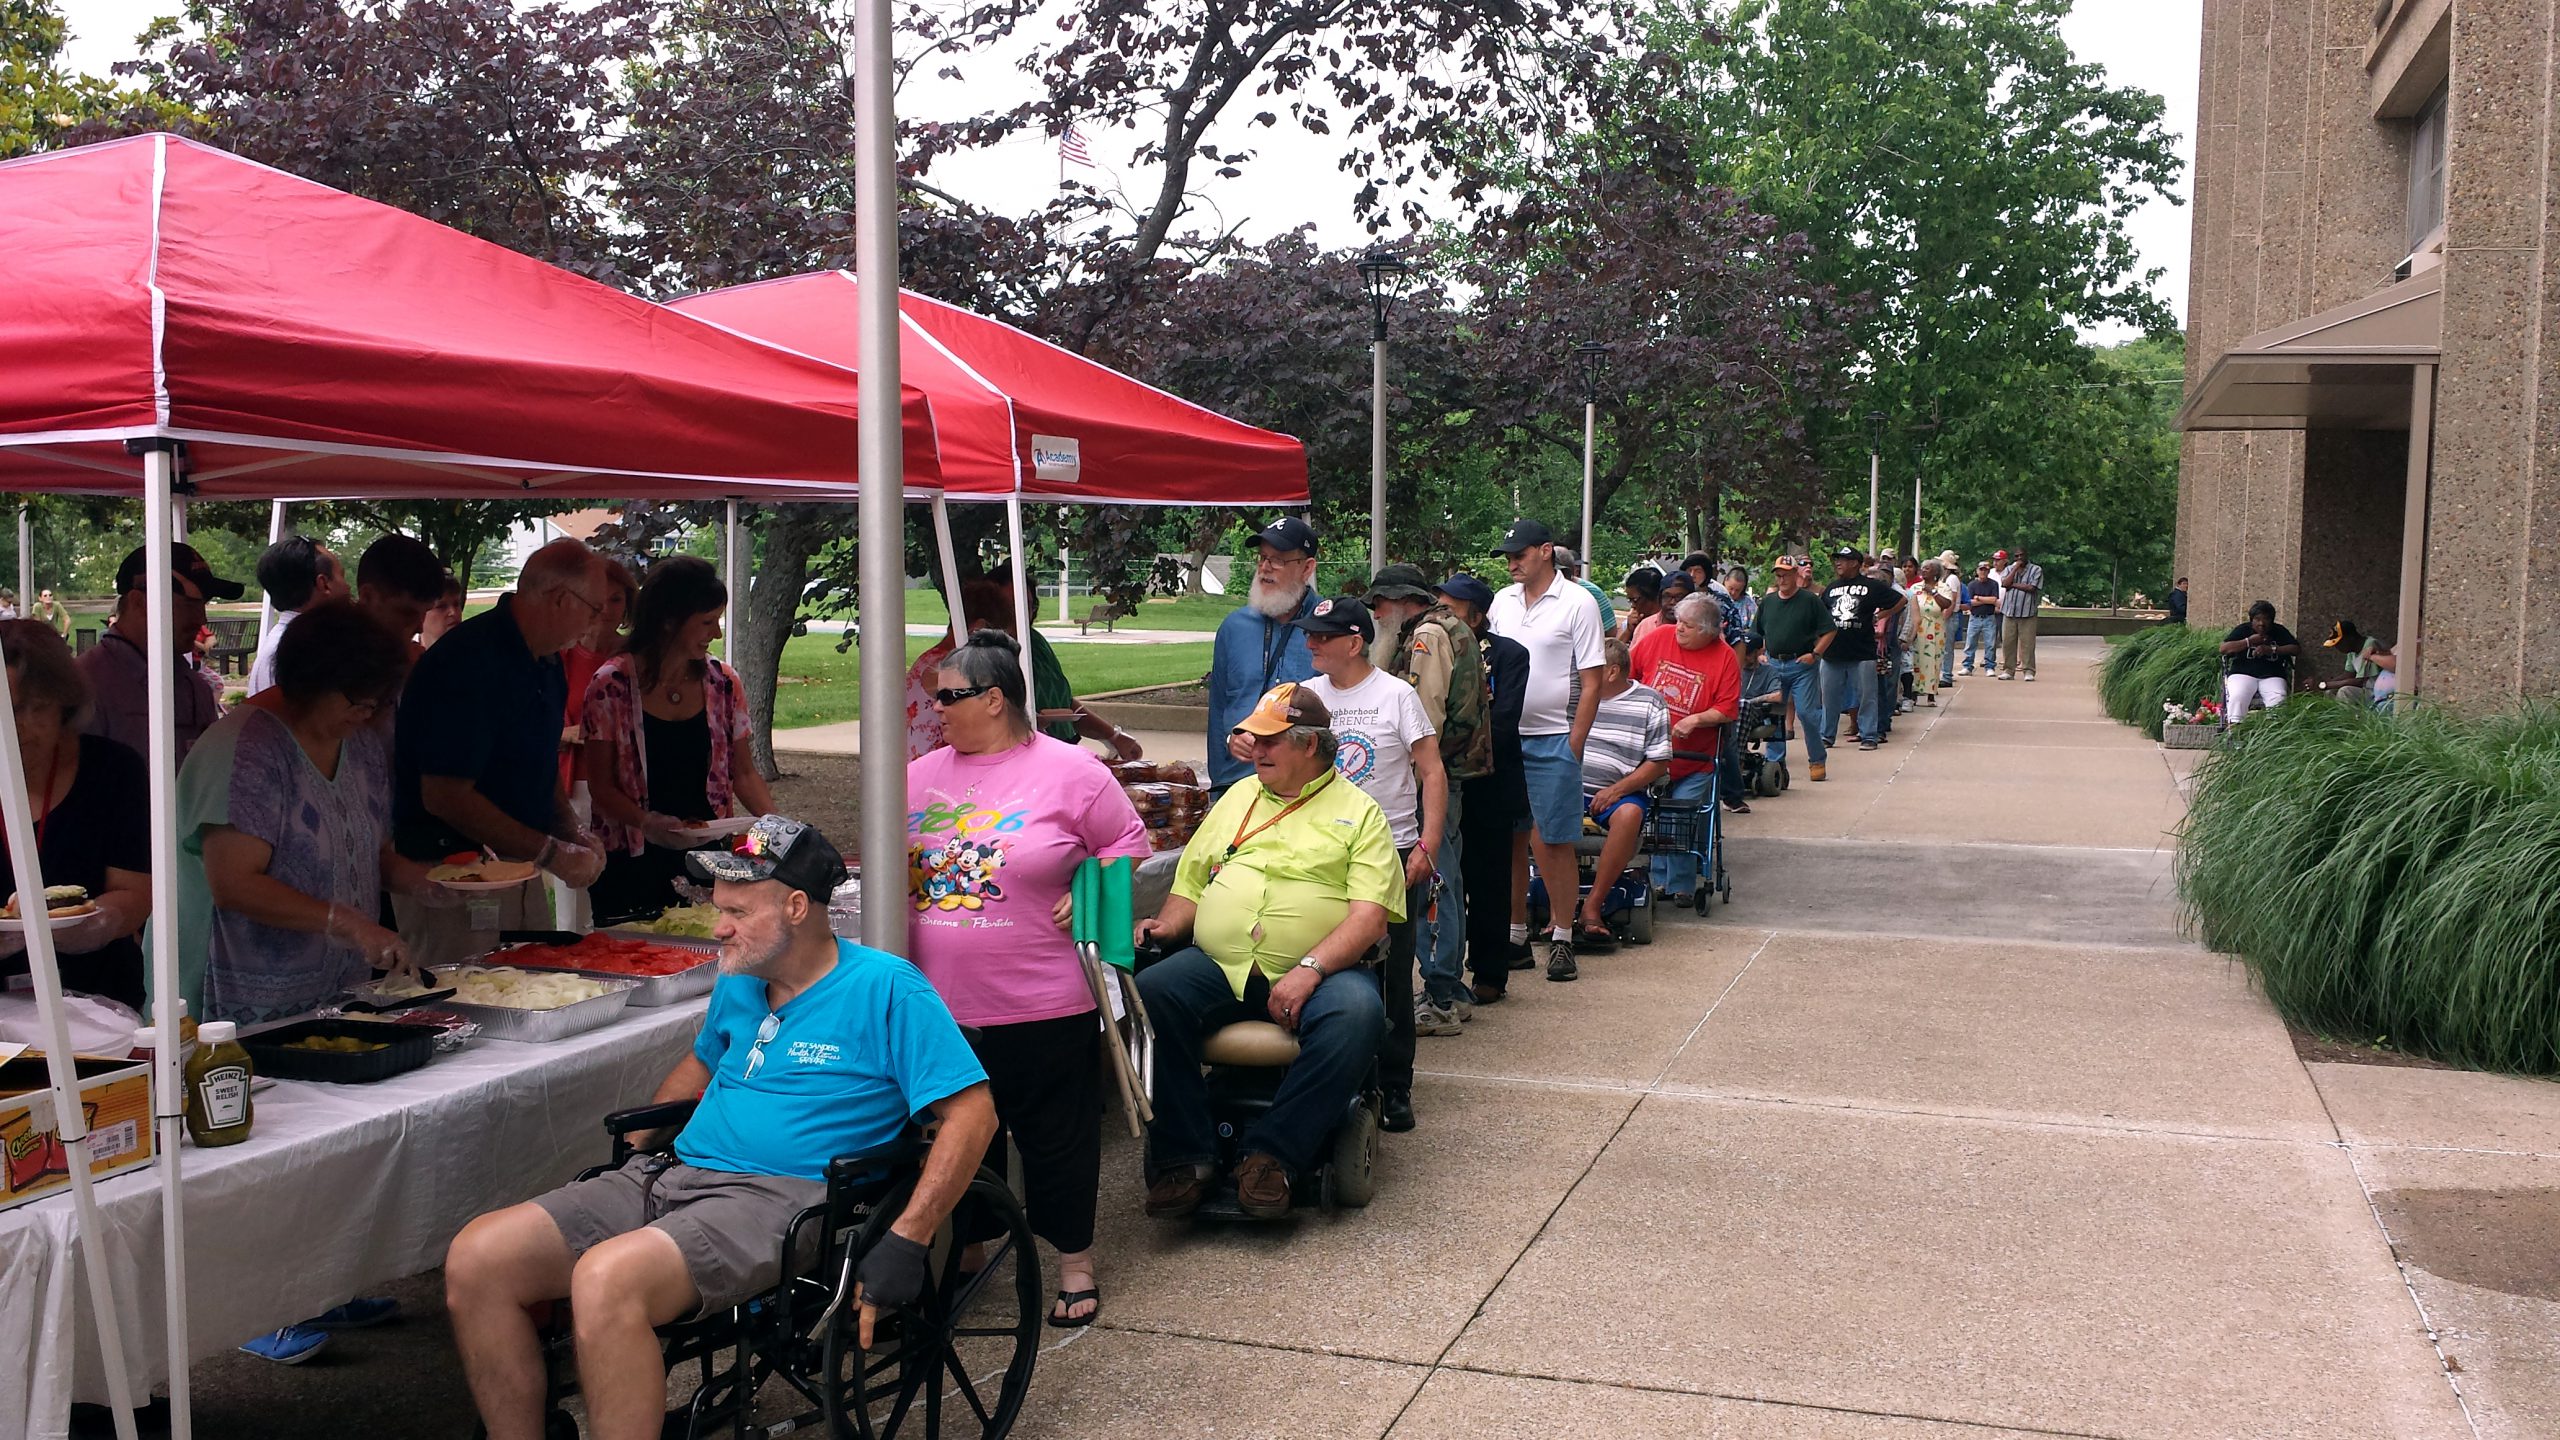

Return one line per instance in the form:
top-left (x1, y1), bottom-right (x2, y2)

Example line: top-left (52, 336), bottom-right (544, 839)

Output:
top-left (931, 684), bottom-right (993, 707)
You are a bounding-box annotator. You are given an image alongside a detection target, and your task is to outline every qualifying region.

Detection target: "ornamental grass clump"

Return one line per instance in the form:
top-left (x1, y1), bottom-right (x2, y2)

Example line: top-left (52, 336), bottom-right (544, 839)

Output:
top-left (2099, 623), bottom-right (2225, 737)
top-left (2177, 700), bottom-right (2560, 1073)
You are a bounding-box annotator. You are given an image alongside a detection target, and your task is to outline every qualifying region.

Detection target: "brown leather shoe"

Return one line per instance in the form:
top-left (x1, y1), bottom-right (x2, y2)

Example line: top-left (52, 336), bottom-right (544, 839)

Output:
top-left (1144, 1166), bottom-right (1208, 1219)
top-left (1233, 1152), bottom-right (1292, 1219)
top-left (1808, 761), bottom-right (1827, 782)
top-left (1470, 982), bottom-right (1506, 1006)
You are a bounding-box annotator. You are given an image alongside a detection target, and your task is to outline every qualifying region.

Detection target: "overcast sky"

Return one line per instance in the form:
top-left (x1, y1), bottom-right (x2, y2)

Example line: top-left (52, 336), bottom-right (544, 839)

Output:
top-left (60, 0), bottom-right (2200, 337)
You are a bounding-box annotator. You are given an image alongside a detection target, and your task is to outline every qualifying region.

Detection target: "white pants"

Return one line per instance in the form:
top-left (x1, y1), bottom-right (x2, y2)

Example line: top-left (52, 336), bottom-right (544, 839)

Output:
top-left (2224, 673), bottom-right (2288, 719)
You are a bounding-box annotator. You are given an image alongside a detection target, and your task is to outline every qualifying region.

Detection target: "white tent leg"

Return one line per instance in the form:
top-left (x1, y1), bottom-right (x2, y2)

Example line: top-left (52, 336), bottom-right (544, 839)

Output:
top-left (929, 497), bottom-right (966, 651)
top-left (722, 501), bottom-right (743, 663)
top-left (16, 501), bottom-right (30, 609)
top-left (258, 500), bottom-right (287, 641)
top-left (1006, 496), bottom-right (1033, 649)
top-left (0, 655), bottom-right (140, 1440)
top-left (142, 448), bottom-right (194, 1439)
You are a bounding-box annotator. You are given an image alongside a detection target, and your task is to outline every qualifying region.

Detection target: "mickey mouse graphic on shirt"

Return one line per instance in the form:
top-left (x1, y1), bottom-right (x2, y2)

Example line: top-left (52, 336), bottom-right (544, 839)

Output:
top-left (907, 798), bottom-right (1022, 912)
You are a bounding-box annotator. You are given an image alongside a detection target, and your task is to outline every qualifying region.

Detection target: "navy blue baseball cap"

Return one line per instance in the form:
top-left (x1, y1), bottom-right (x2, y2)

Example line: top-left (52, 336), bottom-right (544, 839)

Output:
top-left (1291, 595), bottom-right (1375, 642)
top-left (1254, 516), bottom-right (1319, 555)
top-left (1436, 572), bottom-right (1495, 609)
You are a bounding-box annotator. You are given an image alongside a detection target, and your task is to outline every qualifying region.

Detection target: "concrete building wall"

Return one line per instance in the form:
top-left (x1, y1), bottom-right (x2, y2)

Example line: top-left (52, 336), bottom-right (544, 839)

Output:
top-left (2178, 0), bottom-right (2560, 711)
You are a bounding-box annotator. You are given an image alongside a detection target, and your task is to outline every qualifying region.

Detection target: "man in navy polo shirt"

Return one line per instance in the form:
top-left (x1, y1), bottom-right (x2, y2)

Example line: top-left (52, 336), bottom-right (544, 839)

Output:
top-left (446, 816), bottom-right (997, 1440)
top-left (392, 537), bottom-right (609, 962)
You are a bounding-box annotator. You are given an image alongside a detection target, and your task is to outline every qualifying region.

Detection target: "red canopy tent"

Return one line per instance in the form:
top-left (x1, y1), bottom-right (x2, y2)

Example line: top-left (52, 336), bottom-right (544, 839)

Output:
top-left (670, 270), bottom-right (1307, 505)
top-left (0, 134), bottom-right (952, 498)
top-left (0, 134), bottom-right (955, 1440)
top-left (672, 270), bottom-right (1309, 640)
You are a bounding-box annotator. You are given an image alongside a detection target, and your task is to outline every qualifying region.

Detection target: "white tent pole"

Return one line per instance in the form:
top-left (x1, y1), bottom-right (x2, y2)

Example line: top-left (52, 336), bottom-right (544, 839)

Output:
top-left (721, 501), bottom-right (745, 664)
top-left (1006, 496), bottom-right (1033, 650)
top-left (258, 500), bottom-right (287, 641)
top-left (1057, 547), bottom-right (1069, 627)
top-left (169, 494), bottom-right (188, 542)
top-left (928, 497), bottom-right (966, 652)
top-left (16, 501), bottom-right (30, 608)
top-left (0, 657), bottom-right (141, 1440)
top-left (142, 447), bottom-right (194, 1439)
top-left (852, 0), bottom-right (907, 953)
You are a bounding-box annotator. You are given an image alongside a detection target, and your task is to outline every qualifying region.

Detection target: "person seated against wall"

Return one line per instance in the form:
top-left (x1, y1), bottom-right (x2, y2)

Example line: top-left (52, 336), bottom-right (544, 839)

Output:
top-left (445, 816), bottom-right (998, 1440)
top-left (581, 557), bottom-right (774, 922)
top-left (1132, 682), bottom-right (1401, 1221)
top-left (2315, 619), bottom-right (2397, 710)
top-left (176, 601), bottom-right (453, 1023)
top-left (0, 621), bottom-right (151, 1012)
top-left (2219, 600), bottom-right (2301, 722)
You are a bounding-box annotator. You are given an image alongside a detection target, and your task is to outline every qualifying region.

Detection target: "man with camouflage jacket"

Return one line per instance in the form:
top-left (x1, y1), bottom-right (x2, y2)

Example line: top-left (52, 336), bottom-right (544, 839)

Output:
top-left (1366, 564), bottom-right (1489, 1034)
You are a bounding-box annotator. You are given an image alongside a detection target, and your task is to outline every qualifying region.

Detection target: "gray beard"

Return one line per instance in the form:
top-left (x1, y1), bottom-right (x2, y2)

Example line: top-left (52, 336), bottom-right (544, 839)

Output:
top-left (1247, 578), bottom-right (1304, 620)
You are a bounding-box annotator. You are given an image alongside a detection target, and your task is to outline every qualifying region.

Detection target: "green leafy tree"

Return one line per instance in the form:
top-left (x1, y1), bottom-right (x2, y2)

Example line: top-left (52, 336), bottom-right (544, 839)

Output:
top-left (1, 0), bottom-right (182, 157)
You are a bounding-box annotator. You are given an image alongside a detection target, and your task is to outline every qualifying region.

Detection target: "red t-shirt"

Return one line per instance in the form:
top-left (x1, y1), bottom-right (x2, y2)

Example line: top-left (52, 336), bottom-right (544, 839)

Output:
top-left (1628, 626), bottom-right (1741, 778)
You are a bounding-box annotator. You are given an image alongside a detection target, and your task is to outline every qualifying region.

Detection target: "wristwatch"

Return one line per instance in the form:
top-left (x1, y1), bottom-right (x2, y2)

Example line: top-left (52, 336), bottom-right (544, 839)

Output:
top-left (1294, 955), bottom-right (1326, 978)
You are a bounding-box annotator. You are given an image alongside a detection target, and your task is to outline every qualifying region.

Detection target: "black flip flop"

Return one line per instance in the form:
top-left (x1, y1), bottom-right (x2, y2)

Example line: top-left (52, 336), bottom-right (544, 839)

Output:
top-left (1047, 1288), bottom-right (1100, 1329)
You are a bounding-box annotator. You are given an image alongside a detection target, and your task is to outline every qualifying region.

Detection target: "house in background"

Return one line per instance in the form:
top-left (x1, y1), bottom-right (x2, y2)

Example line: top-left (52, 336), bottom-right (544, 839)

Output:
top-left (2175, 0), bottom-right (2556, 710)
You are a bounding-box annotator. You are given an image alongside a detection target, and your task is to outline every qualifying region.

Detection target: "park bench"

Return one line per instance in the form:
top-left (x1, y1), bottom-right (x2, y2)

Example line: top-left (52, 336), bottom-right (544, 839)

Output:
top-left (206, 616), bottom-right (256, 676)
top-left (1078, 600), bottom-right (1130, 635)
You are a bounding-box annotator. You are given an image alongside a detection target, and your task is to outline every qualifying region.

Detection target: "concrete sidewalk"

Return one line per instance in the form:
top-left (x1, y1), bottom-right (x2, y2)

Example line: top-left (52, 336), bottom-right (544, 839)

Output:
top-left (1010, 637), bottom-right (2539, 1440)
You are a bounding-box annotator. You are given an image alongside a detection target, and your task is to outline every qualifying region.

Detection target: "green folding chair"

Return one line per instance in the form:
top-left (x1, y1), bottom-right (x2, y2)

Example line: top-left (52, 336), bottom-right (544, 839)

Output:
top-left (1072, 857), bottom-right (1154, 1136)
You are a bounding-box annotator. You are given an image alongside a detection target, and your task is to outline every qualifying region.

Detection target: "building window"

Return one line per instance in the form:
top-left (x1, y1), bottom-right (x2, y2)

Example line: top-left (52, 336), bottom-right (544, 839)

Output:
top-left (2407, 85), bottom-right (2447, 254)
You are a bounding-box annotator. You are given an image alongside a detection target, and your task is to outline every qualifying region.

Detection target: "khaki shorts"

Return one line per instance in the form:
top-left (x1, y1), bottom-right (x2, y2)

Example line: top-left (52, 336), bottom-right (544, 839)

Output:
top-left (534, 1155), bottom-right (827, 1313)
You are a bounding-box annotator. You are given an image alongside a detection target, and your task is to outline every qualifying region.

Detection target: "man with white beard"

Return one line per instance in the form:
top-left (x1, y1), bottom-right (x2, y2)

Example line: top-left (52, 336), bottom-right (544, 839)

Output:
top-left (1205, 517), bottom-right (1322, 798)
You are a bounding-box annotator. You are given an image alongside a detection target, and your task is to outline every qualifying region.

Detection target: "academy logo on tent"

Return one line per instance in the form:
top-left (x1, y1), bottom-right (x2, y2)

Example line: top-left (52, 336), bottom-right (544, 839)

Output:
top-left (1031, 435), bottom-right (1081, 482)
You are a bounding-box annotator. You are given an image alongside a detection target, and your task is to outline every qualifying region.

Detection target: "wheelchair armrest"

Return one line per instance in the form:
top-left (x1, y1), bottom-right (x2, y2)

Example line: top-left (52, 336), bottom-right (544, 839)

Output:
top-left (604, 1099), bottom-right (698, 1165)
top-left (825, 1133), bottom-right (924, 1192)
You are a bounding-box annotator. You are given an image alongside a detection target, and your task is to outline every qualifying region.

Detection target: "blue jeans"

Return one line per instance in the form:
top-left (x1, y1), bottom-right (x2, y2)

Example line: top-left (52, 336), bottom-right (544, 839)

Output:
top-left (1965, 613), bottom-right (2000, 670)
top-left (1138, 947), bottom-right (1384, 1175)
top-left (1823, 656), bottom-right (1882, 744)
top-left (1650, 770), bottom-right (1714, 895)
top-left (1415, 799), bottom-right (1467, 1007)
top-left (1763, 658), bottom-right (1826, 767)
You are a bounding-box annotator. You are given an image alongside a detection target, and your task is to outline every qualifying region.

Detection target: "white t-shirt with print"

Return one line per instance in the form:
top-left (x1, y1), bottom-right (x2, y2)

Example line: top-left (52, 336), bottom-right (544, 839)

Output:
top-left (1302, 667), bottom-right (1436, 851)
top-left (1488, 578), bottom-right (1606, 737)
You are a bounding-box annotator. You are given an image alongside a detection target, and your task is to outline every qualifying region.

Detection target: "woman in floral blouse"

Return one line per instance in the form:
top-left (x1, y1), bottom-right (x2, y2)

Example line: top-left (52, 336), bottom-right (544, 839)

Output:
top-left (580, 558), bottom-right (774, 920)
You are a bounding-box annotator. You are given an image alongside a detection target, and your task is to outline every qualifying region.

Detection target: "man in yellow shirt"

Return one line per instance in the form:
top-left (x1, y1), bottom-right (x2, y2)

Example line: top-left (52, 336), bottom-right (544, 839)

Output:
top-left (1135, 682), bottom-right (1403, 1219)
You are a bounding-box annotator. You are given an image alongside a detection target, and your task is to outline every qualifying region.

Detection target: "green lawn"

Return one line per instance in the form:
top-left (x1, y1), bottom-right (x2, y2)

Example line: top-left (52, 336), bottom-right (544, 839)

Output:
top-left (911, 588), bottom-right (1238, 633)
top-left (767, 633), bottom-right (1213, 730)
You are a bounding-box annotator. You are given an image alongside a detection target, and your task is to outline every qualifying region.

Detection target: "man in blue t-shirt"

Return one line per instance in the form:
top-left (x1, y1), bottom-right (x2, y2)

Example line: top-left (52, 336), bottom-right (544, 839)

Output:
top-left (445, 817), bottom-right (996, 1440)
top-left (1205, 516), bottom-right (1321, 796)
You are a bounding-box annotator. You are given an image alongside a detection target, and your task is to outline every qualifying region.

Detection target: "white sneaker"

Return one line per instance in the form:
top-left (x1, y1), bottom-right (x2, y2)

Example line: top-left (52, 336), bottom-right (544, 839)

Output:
top-left (2022, 670), bottom-right (2037, 682)
top-left (1997, 670), bottom-right (2014, 680)
top-left (1414, 1001), bottom-right (1465, 1036)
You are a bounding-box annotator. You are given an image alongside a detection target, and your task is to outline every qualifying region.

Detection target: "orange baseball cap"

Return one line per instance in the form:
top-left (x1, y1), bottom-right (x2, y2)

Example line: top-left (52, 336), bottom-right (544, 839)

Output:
top-left (1231, 681), bottom-right (1334, 737)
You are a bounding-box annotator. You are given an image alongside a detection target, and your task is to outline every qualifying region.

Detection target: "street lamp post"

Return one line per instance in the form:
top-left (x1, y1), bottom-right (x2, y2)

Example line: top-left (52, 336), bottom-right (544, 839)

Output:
top-left (1574, 341), bottom-right (1611, 563)
top-left (1864, 410), bottom-right (1885, 559)
top-left (1356, 246), bottom-right (1409, 575)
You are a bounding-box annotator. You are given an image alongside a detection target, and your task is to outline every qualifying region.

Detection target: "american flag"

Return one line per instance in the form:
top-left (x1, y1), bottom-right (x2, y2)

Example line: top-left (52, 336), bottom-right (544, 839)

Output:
top-left (1059, 123), bottom-right (1094, 169)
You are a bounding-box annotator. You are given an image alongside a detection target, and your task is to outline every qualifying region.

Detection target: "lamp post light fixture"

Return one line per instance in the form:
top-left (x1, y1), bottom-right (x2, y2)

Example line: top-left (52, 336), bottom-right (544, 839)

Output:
top-left (1574, 341), bottom-right (1611, 561)
top-left (1356, 245), bottom-right (1410, 574)
top-left (1864, 409), bottom-right (1886, 560)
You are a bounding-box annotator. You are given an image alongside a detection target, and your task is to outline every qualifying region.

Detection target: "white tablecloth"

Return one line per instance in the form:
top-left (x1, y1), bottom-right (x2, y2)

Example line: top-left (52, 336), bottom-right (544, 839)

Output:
top-left (0, 1000), bottom-right (707, 1440)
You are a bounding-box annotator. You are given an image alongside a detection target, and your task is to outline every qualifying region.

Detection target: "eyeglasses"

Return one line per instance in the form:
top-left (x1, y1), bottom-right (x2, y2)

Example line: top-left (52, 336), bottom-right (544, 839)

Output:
top-left (744, 1012), bottom-right (781, 1079)
top-left (931, 684), bottom-right (994, 706)
top-left (562, 590), bottom-right (604, 619)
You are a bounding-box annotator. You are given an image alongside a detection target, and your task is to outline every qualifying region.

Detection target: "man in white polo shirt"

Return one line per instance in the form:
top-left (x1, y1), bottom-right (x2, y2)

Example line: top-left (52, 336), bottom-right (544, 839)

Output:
top-left (1486, 519), bottom-right (1605, 983)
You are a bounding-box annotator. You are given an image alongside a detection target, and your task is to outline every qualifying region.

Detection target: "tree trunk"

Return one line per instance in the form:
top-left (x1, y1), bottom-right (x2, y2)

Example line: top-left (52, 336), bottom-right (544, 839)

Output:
top-left (737, 508), bottom-right (830, 781)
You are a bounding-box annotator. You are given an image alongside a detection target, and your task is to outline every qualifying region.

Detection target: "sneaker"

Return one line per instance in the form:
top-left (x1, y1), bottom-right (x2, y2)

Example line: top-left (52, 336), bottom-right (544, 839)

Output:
top-left (2023, 670), bottom-right (2036, 682)
top-left (308, 1297), bottom-right (400, 1331)
top-left (1545, 937), bottom-right (1578, 982)
top-left (239, 1325), bottom-right (330, 1365)
top-left (1233, 1152), bottom-right (1292, 1219)
top-left (1808, 762), bottom-right (1827, 782)
top-left (1143, 1166), bottom-right (1210, 1219)
top-left (1997, 670), bottom-right (2014, 680)
top-left (1722, 795), bottom-right (1751, 814)
top-left (1960, 664), bottom-right (1974, 675)
top-left (1506, 941), bottom-right (1535, 971)
top-left (1414, 1001), bottom-right (1464, 1036)
top-left (1381, 1089), bottom-right (1416, 1133)
top-left (1860, 739), bottom-right (1879, 751)
top-left (1452, 994), bottom-right (1476, 1023)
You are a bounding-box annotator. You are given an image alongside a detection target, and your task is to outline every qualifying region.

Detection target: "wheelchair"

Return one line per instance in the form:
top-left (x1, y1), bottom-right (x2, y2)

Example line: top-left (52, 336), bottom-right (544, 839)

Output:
top-left (1523, 739), bottom-right (1731, 943)
top-left (1737, 697), bottom-right (1791, 798)
top-left (1135, 942), bottom-right (1384, 1216)
top-left (492, 1099), bottom-right (1044, 1440)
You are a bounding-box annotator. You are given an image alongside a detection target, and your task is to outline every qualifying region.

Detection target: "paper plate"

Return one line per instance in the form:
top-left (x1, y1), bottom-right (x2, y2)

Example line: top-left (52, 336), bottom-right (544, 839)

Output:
top-left (0, 909), bottom-right (95, 932)
top-left (427, 860), bottom-right (541, 891)
top-left (663, 816), bottom-right (759, 845)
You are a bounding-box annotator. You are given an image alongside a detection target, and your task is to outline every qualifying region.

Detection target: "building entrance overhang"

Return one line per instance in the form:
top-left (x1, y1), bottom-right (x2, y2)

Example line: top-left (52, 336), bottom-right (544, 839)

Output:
top-left (2178, 270), bottom-right (2442, 431)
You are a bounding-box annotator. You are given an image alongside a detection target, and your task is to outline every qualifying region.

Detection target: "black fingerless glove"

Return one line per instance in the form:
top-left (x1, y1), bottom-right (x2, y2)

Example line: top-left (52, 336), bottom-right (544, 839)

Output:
top-left (855, 1232), bottom-right (931, 1311)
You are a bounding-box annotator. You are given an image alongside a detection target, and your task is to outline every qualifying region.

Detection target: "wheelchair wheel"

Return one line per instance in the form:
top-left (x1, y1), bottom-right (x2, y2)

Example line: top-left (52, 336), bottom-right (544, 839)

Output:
top-left (824, 1171), bottom-right (1042, 1440)
top-left (1775, 760), bottom-right (1791, 791)
top-left (1326, 1099), bottom-right (1381, 1209)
